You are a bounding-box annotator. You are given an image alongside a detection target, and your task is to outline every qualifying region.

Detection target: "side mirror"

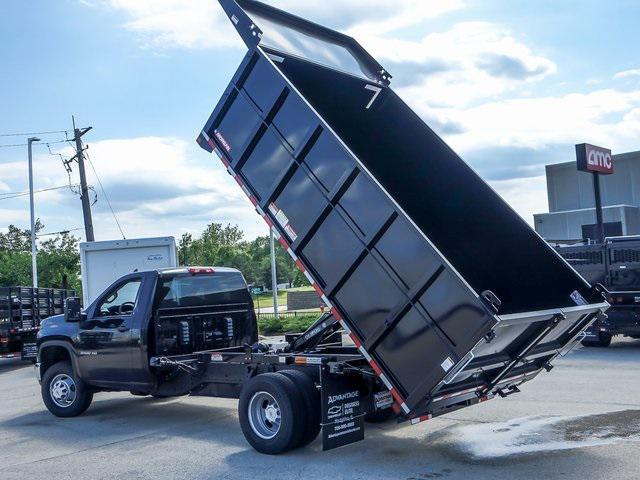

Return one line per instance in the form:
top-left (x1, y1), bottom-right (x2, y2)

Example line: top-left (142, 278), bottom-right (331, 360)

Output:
top-left (64, 297), bottom-right (85, 322)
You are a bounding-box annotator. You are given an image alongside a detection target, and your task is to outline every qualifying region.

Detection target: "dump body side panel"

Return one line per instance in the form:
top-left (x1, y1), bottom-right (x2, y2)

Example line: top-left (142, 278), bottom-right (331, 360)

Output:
top-left (198, 51), bottom-right (498, 412)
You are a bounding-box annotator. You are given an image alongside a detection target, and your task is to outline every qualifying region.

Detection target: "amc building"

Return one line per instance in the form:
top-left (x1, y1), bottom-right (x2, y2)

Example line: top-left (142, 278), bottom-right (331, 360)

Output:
top-left (534, 150), bottom-right (640, 241)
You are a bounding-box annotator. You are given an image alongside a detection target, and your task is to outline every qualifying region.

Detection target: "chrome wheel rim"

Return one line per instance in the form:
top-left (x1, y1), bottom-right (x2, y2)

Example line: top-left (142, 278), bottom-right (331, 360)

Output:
top-left (50, 374), bottom-right (77, 408)
top-left (248, 391), bottom-right (281, 439)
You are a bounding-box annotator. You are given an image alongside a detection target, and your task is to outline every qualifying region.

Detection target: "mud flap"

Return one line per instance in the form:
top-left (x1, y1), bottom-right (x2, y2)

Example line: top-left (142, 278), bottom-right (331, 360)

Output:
top-left (21, 342), bottom-right (37, 361)
top-left (320, 366), bottom-right (366, 451)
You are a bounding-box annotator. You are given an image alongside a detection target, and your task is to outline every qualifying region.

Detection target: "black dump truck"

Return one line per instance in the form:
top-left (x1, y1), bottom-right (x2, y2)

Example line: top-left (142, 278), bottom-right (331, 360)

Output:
top-left (555, 236), bottom-right (640, 346)
top-left (38, 0), bottom-right (609, 455)
top-left (0, 287), bottom-right (75, 360)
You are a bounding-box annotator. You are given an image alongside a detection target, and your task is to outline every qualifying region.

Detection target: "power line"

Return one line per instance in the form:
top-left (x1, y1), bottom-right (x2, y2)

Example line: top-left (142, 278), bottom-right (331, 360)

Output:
top-left (0, 184), bottom-right (79, 201)
top-left (85, 151), bottom-right (126, 239)
top-left (0, 139), bottom-right (69, 149)
top-left (37, 227), bottom-right (83, 237)
top-left (0, 130), bottom-right (70, 137)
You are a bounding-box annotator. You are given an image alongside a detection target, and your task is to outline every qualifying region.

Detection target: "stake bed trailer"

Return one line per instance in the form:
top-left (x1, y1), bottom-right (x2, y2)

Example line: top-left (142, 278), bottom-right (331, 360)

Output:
top-left (0, 287), bottom-right (75, 360)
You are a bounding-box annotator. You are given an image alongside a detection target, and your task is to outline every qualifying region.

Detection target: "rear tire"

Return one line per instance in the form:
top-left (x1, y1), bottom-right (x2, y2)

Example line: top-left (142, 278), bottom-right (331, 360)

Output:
top-left (238, 373), bottom-right (306, 454)
top-left (41, 361), bottom-right (93, 417)
top-left (280, 370), bottom-right (321, 447)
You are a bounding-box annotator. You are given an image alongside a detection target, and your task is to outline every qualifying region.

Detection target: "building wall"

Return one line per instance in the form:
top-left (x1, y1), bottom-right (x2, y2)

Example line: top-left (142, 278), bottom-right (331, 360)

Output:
top-left (536, 150), bottom-right (640, 240)
top-left (546, 151), bottom-right (640, 212)
top-left (534, 205), bottom-right (640, 240)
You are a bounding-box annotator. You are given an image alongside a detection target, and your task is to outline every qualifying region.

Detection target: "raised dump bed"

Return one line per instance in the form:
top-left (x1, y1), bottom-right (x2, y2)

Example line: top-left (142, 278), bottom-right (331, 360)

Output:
top-left (197, 0), bottom-right (608, 415)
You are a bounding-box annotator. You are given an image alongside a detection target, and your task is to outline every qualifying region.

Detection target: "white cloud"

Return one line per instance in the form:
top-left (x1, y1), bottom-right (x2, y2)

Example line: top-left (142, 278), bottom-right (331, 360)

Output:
top-left (614, 68), bottom-right (640, 79)
top-left (435, 88), bottom-right (640, 154)
top-left (81, 1), bottom-right (639, 226)
top-left (0, 137), bottom-right (266, 242)
top-left (102, 0), bottom-right (464, 51)
top-left (383, 22), bottom-right (556, 108)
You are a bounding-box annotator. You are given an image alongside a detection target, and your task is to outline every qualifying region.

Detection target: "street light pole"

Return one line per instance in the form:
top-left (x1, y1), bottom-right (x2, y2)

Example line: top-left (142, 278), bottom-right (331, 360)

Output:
top-left (269, 227), bottom-right (279, 318)
top-left (27, 137), bottom-right (40, 289)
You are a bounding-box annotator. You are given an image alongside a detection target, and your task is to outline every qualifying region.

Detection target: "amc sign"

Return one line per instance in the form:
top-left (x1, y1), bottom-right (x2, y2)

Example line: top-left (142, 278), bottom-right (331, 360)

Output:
top-left (576, 143), bottom-right (613, 175)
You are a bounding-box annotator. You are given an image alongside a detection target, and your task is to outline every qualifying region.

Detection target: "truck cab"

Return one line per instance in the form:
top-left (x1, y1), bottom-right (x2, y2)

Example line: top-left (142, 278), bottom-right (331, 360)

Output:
top-left (36, 267), bottom-right (257, 415)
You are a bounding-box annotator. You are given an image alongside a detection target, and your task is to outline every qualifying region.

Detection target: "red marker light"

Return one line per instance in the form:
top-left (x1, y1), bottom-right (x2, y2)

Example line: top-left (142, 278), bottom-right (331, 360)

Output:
top-left (188, 267), bottom-right (215, 275)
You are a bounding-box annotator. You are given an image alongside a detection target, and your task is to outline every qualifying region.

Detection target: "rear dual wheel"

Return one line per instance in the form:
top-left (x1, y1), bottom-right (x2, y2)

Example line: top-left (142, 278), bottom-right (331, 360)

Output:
top-left (238, 371), bottom-right (320, 454)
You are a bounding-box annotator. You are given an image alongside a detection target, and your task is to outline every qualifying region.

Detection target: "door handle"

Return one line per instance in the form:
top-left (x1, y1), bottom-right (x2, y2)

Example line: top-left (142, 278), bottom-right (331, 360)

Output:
top-left (117, 326), bottom-right (130, 333)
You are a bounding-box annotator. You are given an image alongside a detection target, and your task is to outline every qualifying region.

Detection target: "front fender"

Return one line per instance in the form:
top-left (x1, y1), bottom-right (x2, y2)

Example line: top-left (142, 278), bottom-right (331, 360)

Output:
top-left (37, 339), bottom-right (81, 380)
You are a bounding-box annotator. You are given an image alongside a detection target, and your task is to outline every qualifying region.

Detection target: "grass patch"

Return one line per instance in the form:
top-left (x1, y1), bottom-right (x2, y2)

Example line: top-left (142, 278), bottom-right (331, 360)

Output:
top-left (254, 286), bottom-right (314, 308)
top-left (257, 313), bottom-right (319, 335)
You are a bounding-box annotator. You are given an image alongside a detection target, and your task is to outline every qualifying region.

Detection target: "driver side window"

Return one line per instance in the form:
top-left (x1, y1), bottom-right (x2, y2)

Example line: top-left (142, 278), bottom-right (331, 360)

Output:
top-left (97, 280), bottom-right (142, 317)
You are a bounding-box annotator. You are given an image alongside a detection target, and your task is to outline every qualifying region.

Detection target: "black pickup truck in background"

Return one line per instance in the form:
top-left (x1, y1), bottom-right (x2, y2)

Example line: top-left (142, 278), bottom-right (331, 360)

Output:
top-left (555, 236), bottom-right (640, 346)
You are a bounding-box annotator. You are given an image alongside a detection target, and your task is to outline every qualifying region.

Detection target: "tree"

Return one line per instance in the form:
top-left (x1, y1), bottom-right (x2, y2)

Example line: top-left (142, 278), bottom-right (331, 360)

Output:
top-left (178, 223), bottom-right (310, 289)
top-left (0, 223), bottom-right (81, 292)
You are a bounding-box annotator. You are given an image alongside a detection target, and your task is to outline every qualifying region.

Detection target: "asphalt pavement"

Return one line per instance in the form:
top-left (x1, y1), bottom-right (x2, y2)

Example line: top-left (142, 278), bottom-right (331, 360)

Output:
top-left (1, 338), bottom-right (639, 480)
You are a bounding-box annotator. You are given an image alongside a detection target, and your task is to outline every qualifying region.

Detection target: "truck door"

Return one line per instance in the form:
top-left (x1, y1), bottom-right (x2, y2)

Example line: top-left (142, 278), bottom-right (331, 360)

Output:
top-left (77, 275), bottom-right (143, 388)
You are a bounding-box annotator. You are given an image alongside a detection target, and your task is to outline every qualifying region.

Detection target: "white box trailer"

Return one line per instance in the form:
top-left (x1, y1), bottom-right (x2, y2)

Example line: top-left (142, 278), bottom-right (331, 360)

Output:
top-left (80, 237), bottom-right (178, 306)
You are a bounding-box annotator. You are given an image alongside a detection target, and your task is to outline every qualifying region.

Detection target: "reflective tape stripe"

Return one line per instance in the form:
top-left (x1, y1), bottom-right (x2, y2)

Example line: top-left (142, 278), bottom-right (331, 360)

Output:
top-left (287, 248), bottom-right (297, 261)
top-left (295, 258), bottom-right (305, 272)
top-left (369, 360), bottom-right (383, 376)
top-left (331, 308), bottom-right (342, 321)
top-left (227, 166), bottom-right (235, 176)
top-left (312, 283), bottom-right (324, 297)
top-left (303, 270), bottom-right (314, 284)
top-left (410, 414), bottom-right (433, 425)
top-left (339, 320), bottom-right (351, 334)
top-left (320, 295), bottom-right (332, 308)
top-left (349, 333), bottom-right (361, 348)
top-left (278, 236), bottom-right (289, 249)
top-left (378, 373), bottom-right (393, 391)
top-left (388, 388), bottom-right (403, 404)
top-left (358, 345), bottom-right (371, 362)
top-left (201, 130), bottom-right (211, 142)
top-left (255, 205), bottom-right (265, 216)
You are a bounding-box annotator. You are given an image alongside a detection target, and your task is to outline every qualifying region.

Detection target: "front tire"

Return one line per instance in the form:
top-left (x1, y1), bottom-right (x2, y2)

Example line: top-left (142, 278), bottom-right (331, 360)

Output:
top-left (238, 372), bottom-right (306, 454)
top-left (41, 361), bottom-right (93, 417)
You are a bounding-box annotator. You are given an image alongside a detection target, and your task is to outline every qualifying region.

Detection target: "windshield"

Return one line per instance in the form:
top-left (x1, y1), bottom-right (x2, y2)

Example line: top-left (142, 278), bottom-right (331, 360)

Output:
top-left (158, 272), bottom-right (250, 308)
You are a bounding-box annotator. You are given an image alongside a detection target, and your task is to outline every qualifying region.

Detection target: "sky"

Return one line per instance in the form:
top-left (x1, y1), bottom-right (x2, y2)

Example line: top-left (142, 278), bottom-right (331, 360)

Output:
top-left (1, 0), bottom-right (640, 243)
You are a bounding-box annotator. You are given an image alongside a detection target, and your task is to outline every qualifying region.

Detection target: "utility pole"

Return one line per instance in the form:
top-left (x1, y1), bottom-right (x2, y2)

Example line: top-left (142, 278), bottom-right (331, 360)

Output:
top-left (27, 137), bottom-right (40, 289)
top-left (269, 227), bottom-right (279, 318)
top-left (70, 116), bottom-right (95, 242)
